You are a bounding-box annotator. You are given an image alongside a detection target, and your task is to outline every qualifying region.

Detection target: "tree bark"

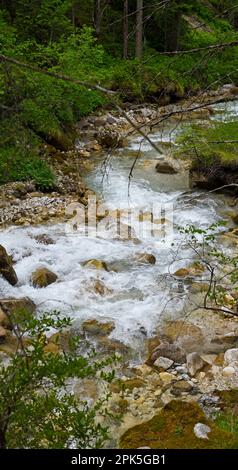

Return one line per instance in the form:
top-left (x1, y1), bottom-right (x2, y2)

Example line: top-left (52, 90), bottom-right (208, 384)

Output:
top-left (135, 0), bottom-right (143, 59)
top-left (123, 0), bottom-right (129, 59)
top-left (94, 0), bottom-right (101, 37)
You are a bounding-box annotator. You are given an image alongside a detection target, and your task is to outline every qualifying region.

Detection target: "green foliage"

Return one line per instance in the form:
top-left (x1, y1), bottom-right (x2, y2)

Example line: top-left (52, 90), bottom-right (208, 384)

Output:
top-left (0, 312), bottom-right (115, 449)
top-left (0, 0), bottom-right (238, 187)
top-left (176, 121), bottom-right (238, 165)
top-left (178, 222), bottom-right (238, 314)
top-left (0, 147), bottom-right (55, 190)
top-left (215, 413), bottom-right (238, 439)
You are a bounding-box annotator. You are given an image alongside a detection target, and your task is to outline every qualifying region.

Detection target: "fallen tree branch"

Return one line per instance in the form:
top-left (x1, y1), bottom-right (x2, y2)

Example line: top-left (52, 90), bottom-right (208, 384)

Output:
top-left (207, 140), bottom-right (238, 144)
top-left (157, 39), bottom-right (238, 56)
top-left (0, 54), bottom-right (116, 95)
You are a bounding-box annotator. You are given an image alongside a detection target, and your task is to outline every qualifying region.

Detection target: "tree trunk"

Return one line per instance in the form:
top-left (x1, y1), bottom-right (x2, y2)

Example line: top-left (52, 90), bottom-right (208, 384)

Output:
top-left (123, 0), bottom-right (129, 59)
top-left (94, 0), bottom-right (101, 37)
top-left (135, 0), bottom-right (143, 59)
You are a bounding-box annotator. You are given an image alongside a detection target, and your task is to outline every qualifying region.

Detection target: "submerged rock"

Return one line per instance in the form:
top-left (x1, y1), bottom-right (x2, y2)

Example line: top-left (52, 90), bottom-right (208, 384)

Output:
top-left (33, 234), bottom-right (55, 245)
top-left (0, 244), bottom-right (18, 286)
top-left (31, 267), bottom-right (58, 288)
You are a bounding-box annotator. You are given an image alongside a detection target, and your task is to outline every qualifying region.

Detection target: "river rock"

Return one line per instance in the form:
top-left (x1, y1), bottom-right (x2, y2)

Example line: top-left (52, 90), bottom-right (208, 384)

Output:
top-left (87, 279), bottom-right (112, 296)
top-left (186, 352), bottom-right (206, 376)
top-left (0, 326), bottom-right (7, 343)
top-left (174, 263), bottom-right (205, 278)
top-left (222, 366), bottom-right (236, 377)
top-left (0, 297), bottom-right (36, 328)
top-left (164, 320), bottom-right (204, 352)
top-left (150, 341), bottom-right (186, 364)
top-left (83, 259), bottom-right (109, 271)
top-left (0, 245), bottom-right (18, 286)
top-left (224, 348), bottom-right (238, 367)
top-left (155, 161), bottom-right (178, 175)
top-left (154, 356), bottom-right (174, 370)
top-left (194, 423), bottom-right (211, 440)
top-left (134, 253), bottom-right (156, 265)
top-left (31, 267), bottom-right (58, 288)
top-left (82, 319), bottom-right (114, 336)
top-left (98, 130), bottom-right (121, 148)
top-left (173, 268), bottom-right (190, 277)
top-left (172, 380), bottom-right (193, 393)
top-left (34, 234), bottom-right (55, 245)
top-left (211, 333), bottom-right (238, 348)
top-left (158, 372), bottom-right (174, 385)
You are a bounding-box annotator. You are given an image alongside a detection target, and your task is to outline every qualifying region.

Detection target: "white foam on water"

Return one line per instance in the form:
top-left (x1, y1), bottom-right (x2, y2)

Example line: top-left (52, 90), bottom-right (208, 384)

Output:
top-left (0, 102), bottom-right (234, 346)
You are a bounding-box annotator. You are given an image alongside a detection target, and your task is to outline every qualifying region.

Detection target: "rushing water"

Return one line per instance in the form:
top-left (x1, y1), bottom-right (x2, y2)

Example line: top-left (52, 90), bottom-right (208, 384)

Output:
top-left (0, 101), bottom-right (237, 347)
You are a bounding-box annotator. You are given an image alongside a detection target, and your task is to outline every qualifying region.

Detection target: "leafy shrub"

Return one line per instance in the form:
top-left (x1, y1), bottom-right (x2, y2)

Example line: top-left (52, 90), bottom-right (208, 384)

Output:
top-left (0, 311), bottom-right (115, 449)
top-left (0, 147), bottom-right (55, 190)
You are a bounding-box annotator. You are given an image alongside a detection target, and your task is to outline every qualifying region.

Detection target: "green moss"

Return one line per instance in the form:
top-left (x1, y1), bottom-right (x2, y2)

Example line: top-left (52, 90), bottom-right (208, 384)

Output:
top-left (120, 400), bottom-right (238, 449)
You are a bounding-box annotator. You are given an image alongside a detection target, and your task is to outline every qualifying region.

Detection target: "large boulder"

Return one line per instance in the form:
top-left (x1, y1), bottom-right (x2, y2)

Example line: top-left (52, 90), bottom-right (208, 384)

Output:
top-left (155, 158), bottom-right (179, 175)
top-left (0, 297), bottom-right (36, 328)
top-left (164, 320), bottom-right (205, 352)
top-left (0, 245), bottom-right (18, 286)
top-left (31, 268), bottom-right (58, 288)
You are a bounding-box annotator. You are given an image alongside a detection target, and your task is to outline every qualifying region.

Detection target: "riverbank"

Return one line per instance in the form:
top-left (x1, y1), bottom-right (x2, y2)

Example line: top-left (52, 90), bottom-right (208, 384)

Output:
top-left (1, 84), bottom-right (238, 229)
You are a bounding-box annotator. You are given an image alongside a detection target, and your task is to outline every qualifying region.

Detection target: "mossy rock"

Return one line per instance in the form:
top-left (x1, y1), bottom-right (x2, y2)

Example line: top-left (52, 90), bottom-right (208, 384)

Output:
top-left (120, 400), bottom-right (238, 449)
